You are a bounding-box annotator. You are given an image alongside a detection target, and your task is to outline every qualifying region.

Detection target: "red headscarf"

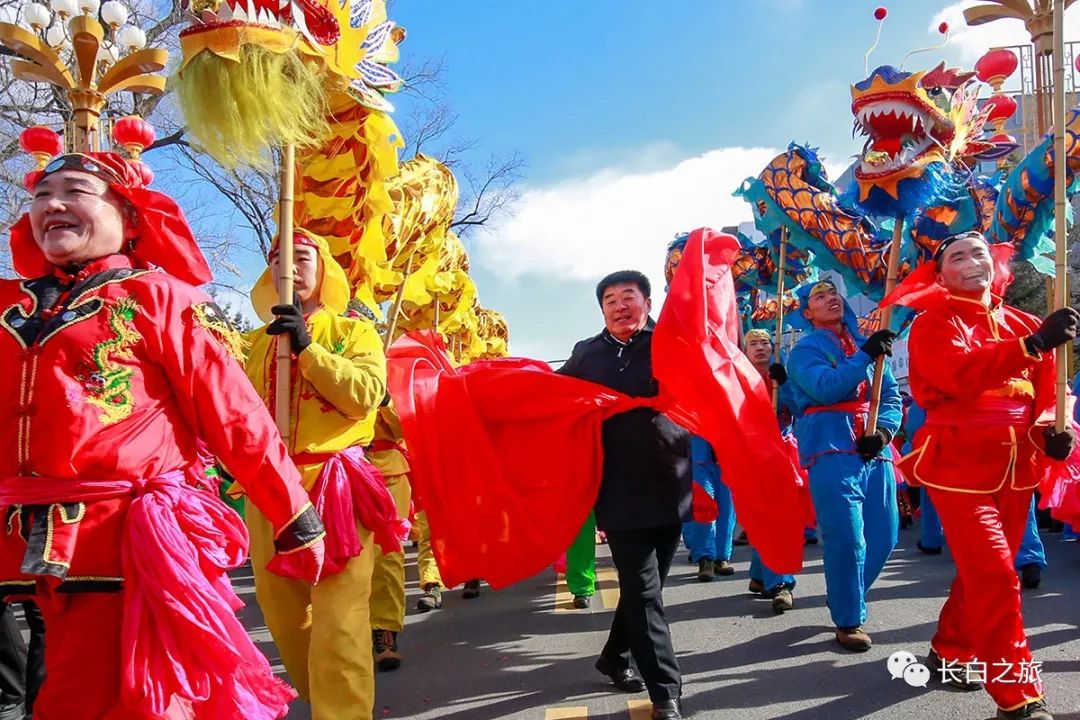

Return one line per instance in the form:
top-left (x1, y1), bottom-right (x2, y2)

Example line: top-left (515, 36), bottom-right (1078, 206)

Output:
top-left (8, 152), bottom-right (212, 286)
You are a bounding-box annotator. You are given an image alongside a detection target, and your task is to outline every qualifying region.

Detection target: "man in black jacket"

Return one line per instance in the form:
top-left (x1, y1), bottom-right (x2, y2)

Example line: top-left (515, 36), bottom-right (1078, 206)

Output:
top-left (558, 270), bottom-right (691, 720)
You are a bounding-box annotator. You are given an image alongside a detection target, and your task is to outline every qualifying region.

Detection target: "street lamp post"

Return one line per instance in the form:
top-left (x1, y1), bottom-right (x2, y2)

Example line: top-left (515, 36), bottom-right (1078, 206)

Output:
top-left (0, 0), bottom-right (166, 152)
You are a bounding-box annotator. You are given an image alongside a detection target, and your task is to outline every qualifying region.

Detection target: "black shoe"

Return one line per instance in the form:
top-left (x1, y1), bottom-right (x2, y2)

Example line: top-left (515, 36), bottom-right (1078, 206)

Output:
top-left (926, 649), bottom-right (983, 692)
top-left (996, 699), bottom-right (1054, 719)
top-left (651, 699), bottom-right (681, 720)
top-left (573, 594), bottom-right (591, 609)
top-left (804, 535), bottom-right (819, 545)
top-left (594, 656), bottom-right (645, 693)
top-left (732, 530), bottom-right (749, 546)
top-left (462, 579), bottom-right (482, 599)
top-left (416, 584), bottom-right (443, 612)
top-left (916, 541), bottom-right (943, 555)
top-left (697, 557), bottom-right (715, 582)
top-left (1020, 563), bottom-right (1042, 590)
top-left (373, 629), bottom-right (402, 671)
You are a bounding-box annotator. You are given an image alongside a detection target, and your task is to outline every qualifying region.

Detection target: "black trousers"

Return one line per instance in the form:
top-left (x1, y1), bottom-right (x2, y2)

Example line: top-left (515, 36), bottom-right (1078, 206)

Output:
top-left (0, 601), bottom-right (45, 712)
top-left (600, 524), bottom-right (682, 704)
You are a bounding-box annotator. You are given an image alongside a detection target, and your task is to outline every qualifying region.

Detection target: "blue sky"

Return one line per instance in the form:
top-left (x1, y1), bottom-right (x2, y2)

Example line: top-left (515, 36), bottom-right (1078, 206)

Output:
top-left (160, 1), bottom-right (1079, 361)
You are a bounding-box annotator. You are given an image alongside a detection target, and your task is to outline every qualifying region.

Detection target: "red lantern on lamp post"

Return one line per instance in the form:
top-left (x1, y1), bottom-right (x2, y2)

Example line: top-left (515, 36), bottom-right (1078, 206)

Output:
top-left (111, 115), bottom-right (156, 160)
top-left (975, 48), bottom-right (1019, 91)
top-left (19, 126), bottom-right (62, 169)
top-left (983, 93), bottom-right (1019, 131)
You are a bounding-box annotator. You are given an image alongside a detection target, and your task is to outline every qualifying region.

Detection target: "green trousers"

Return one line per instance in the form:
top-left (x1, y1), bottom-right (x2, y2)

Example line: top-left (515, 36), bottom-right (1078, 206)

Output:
top-left (566, 512), bottom-right (596, 597)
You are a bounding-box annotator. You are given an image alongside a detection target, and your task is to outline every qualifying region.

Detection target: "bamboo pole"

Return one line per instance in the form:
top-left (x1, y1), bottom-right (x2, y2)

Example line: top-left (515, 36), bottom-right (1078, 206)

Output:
top-left (383, 252), bottom-right (416, 350)
top-left (773, 228), bottom-right (789, 408)
top-left (275, 143), bottom-right (297, 438)
top-left (1052, 0), bottom-right (1068, 432)
top-left (866, 217), bottom-right (904, 435)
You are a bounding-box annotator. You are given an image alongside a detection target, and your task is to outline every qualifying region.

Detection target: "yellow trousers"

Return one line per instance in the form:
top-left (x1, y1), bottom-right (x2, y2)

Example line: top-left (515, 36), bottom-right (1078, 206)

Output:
top-left (413, 510), bottom-right (443, 589)
top-left (369, 473), bottom-right (411, 632)
top-left (247, 502), bottom-right (376, 720)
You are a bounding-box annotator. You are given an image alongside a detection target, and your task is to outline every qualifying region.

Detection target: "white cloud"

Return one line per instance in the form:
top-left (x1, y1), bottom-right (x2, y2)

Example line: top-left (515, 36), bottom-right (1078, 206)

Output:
top-left (933, 2), bottom-right (1080, 63)
top-left (473, 146), bottom-right (782, 285)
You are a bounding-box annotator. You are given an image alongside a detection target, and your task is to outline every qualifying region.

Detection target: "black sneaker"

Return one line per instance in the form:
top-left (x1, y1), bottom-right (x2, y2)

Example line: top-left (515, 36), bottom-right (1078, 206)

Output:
top-left (1020, 563), bottom-right (1042, 590)
top-left (573, 594), bottom-right (591, 609)
top-left (916, 541), bottom-right (943, 555)
top-left (732, 531), bottom-right (749, 546)
top-left (416, 584), bottom-right (443, 612)
top-left (462, 579), bottom-right (482, 599)
top-left (996, 699), bottom-right (1054, 719)
top-left (372, 629), bottom-right (402, 671)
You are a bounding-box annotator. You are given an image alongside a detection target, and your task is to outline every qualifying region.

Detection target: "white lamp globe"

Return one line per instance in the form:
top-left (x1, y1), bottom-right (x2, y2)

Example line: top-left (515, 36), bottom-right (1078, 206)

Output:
top-left (48, 0), bottom-right (77, 17)
top-left (23, 3), bottom-right (51, 28)
top-left (99, 0), bottom-right (127, 26)
top-left (78, 0), bottom-right (100, 15)
top-left (44, 22), bottom-right (66, 47)
top-left (96, 41), bottom-right (118, 63)
top-left (116, 25), bottom-right (145, 51)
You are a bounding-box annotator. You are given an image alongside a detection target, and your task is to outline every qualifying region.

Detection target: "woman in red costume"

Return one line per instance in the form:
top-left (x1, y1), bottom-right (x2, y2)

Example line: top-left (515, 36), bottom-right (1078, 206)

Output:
top-left (0, 153), bottom-right (325, 719)
top-left (887, 230), bottom-right (1077, 720)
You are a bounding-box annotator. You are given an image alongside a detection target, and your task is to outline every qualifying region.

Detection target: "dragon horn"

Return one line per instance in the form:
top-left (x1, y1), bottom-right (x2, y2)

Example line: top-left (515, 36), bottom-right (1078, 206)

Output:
top-left (900, 20), bottom-right (951, 71)
top-left (865, 6), bottom-right (888, 77)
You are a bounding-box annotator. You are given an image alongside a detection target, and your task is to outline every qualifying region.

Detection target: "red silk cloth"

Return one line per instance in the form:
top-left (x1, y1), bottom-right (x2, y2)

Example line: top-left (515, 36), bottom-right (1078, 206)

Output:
top-left (652, 228), bottom-right (806, 573)
top-left (386, 228), bottom-right (805, 589)
top-left (0, 471), bottom-right (294, 719)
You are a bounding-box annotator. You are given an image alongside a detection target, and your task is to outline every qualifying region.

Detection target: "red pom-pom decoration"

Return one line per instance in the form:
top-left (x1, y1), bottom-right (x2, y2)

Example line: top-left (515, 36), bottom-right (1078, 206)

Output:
top-left (938, 22), bottom-right (949, 34)
top-left (874, 6), bottom-right (887, 20)
top-left (23, 170), bottom-right (43, 191)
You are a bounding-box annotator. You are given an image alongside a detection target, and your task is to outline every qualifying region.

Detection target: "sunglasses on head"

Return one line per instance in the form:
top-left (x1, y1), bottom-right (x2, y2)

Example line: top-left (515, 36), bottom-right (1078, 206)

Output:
top-left (42, 154), bottom-right (124, 186)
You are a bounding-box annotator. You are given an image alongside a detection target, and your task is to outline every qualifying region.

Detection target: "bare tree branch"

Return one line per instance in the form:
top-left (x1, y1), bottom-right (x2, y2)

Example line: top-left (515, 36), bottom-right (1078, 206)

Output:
top-left (451, 152), bottom-right (525, 237)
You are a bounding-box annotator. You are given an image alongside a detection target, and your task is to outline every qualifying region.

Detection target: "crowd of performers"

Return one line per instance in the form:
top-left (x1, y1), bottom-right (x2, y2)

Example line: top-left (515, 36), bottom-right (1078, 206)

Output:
top-left (0, 146), bottom-right (1077, 720)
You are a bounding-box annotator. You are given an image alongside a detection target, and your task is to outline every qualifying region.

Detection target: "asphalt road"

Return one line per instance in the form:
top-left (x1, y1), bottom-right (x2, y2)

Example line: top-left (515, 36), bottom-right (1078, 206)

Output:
top-left (237, 529), bottom-right (1080, 720)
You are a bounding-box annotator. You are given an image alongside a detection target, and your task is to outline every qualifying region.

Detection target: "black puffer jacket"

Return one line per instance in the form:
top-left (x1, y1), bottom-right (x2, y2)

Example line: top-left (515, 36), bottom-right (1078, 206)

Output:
top-left (559, 319), bottom-right (692, 532)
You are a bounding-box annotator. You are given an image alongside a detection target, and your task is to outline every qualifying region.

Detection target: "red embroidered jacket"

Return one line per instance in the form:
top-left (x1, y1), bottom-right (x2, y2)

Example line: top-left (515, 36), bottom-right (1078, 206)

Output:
top-left (901, 295), bottom-right (1056, 494)
top-left (0, 254), bottom-right (319, 593)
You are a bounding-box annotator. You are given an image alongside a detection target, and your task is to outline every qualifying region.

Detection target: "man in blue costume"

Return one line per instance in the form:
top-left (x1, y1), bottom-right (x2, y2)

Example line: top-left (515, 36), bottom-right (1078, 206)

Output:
top-left (681, 444), bottom-right (735, 581)
top-left (786, 280), bottom-right (901, 651)
top-left (743, 328), bottom-right (798, 613)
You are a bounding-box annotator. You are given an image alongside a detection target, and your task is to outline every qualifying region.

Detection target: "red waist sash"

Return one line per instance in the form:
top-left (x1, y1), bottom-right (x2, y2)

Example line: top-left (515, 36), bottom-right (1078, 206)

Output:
top-left (925, 397), bottom-right (1034, 428)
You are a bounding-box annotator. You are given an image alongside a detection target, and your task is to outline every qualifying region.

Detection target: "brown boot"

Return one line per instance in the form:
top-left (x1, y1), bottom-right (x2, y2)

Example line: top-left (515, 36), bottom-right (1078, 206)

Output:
top-left (373, 629), bottom-right (402, 671)
top-left (697, 557), bottom-right (715, 582)
top-left (714, 559), bottom-right (734, 576)
top-left (771, 587), bottom-right (794, 614)
top-left (926, 649), bottom-right (983, 692)
top-left (834, 626), bottom-right (872, 652)
top-left (748, 578), bottom-right (766, 595)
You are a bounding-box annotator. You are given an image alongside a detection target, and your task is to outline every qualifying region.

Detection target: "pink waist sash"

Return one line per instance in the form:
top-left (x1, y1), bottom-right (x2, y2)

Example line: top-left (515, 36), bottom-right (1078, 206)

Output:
top-left (0, 471), bottom-right (294, 719)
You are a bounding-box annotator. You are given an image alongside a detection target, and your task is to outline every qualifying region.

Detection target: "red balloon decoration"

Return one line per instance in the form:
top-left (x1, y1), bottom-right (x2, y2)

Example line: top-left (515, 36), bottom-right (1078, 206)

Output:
top-left (975, 48), bottom-right (1019, 90)
top-left (112, 115), bottom-right (156, 159)
top-left (19, 126), bottom-right (63, 169)
top-left (938, 22), bottom-right (949, 34)
top-left (874, 6), bottom-right (887, 20)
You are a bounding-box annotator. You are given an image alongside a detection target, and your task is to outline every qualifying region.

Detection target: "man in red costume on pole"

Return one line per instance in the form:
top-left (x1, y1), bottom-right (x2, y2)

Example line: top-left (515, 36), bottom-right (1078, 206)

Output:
top-left (0, 152), bottom-right (325, 719)
top-left (891, 230), bottom-right (1077, 720)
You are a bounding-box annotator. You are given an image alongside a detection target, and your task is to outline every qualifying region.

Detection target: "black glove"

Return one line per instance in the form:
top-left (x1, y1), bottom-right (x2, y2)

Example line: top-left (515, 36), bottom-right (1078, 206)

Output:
top-left (1027, 307), bottom-right (1080, 353)
top-left (1044, 425), bottom-right (1077, 461)
top-left (768, 363), bottom-right (788, 385)
top-left (860, 330), bottom-right (896, 360)
top-left (266, 302), bottom-right (312, 353)
top-left (855, 430), bottom-right (889, 461)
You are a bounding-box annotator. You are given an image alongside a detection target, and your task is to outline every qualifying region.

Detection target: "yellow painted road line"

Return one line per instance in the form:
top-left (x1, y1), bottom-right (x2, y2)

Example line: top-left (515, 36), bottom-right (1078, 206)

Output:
top-left (554, 573), bottom-right (577, 613)
top-left (597, 565), bottom-right (620, 609)
top-left (627, 699), bottom-right (652, 720)
top-left (544, 707), bottom-right (589, 720)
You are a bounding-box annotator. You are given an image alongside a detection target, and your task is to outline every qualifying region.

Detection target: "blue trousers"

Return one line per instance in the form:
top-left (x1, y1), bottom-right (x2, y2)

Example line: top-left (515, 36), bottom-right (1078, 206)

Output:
top-left (682, 477), bottom-right (734, 562)
top-left (749, 548), bottom-right (796, 592)
top-left (920, 491), bottom-right (1046, 568)
top-left (807, 452), bottom-right (898, 629)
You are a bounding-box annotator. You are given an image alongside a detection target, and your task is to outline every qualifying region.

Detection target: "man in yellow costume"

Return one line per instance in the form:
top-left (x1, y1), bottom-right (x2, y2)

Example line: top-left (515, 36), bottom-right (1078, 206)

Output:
top-left (245, 229), bottom-right (406, 720)
top-left (367, 403), bottom-right (412, 670)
